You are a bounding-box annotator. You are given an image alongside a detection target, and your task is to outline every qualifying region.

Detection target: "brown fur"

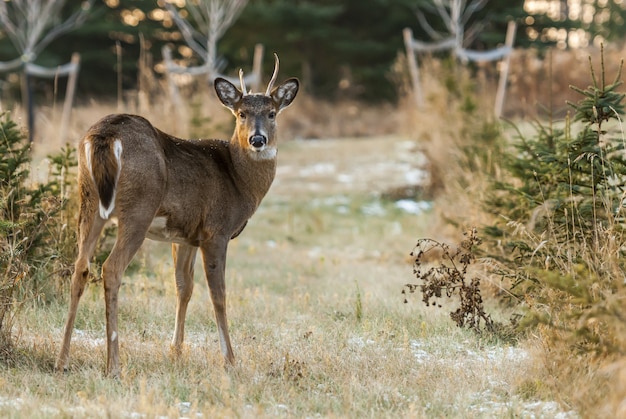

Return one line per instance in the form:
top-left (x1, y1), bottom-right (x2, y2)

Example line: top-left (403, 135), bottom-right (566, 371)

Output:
top-left (89, 133), bottom-right (120, 213)
top-left (56, 70), bottom-right (299, 377)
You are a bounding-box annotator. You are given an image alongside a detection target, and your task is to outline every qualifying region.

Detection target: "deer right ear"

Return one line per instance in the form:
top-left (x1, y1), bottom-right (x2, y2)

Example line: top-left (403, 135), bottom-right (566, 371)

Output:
top-left (214, 78), bottom-right (243, 111)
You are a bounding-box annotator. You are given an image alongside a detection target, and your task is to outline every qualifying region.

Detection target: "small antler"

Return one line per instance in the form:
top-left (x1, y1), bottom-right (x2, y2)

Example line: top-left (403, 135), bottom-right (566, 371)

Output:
top-left (239, 68), bottom-right (248, 95)
top-left (265, 53), bottom-right (280, 95)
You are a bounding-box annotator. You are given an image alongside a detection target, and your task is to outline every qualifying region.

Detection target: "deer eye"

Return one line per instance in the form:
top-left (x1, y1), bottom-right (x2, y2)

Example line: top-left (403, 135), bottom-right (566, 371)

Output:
top-left (238, 111), bottom-right (246, 119)
top-left (268, 111), bottom-right (276, 120)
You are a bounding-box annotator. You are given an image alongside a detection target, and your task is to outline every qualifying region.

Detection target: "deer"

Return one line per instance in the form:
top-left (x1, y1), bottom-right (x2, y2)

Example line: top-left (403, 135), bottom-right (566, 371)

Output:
top-left (55, 54), bottom-right (299, 377)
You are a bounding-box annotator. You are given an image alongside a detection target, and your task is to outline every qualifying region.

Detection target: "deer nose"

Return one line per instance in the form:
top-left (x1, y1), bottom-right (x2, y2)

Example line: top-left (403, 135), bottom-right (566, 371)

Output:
top-left (249, 134), bottom-right (267, 149)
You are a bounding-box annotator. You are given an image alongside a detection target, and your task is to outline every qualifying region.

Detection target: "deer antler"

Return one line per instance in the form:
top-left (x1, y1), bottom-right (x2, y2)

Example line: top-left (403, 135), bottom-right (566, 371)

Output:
top-left (265, 53), bottom-right (280, 95)
top-left (239, 68), bottom-right (248, 95)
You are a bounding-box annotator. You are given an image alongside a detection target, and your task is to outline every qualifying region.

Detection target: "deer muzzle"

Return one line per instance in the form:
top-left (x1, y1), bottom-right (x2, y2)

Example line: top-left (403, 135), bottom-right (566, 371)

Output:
top-left (249, 134), bottom-right (267, 150)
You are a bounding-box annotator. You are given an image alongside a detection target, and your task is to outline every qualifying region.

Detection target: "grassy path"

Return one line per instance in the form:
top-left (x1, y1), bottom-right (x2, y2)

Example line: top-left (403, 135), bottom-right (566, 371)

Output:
top-left (1, 136), bottom-right (575, 418)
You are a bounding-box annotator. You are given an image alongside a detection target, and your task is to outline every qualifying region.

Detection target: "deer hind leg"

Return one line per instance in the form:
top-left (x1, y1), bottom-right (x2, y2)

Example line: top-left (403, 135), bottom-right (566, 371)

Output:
top-left (56, 206), bottom-right (107, 372)
top-left (101, 218), bottom-right (151, 377)
top-left (200, 238), bottom-right (235, 365)
top-left (171, 243), bottom-right (198, 354)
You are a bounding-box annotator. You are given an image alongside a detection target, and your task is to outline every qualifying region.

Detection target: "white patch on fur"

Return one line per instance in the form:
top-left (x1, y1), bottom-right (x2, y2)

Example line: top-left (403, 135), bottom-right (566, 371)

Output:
top-left (84, 141), bottom-right (93, 181)
top-left (250, 146), bottom-right (277, 161)
top-left (111, 331), bottom-right (117, 342)
top-left (98, 139), bottom-right (123, 220)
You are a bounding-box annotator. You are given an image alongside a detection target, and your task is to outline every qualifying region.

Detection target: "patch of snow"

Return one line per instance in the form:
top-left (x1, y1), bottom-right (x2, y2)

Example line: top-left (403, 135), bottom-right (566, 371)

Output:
top-left (404, 168), bottom-right (429, 184)
top-left (361, 201), bottom-right (386, 216)
top-left (395, 199), bottom-right (432, 215)
top-left (299, 163), bottom-right (336, 177)
top-left (308, 247), bottom-right (322, 259)
top-left (311, 195), bottom-right (351, 207)
top-left (348, 336), bottom-right (376, 348)
top-left (0, 396), bottom-right (23, 409)
top-left (470, 395), bottom-right (578, 418)
top-left (73, 329), bottom-right (106, 348)
top-left (409, 340), bottom-right (529, 364)
top-left (408, 340), bottom-right (577, 418)
top-left (337, 173), bottom-right (353, 183)
top-left (177, 401), bottom-right (192, 414)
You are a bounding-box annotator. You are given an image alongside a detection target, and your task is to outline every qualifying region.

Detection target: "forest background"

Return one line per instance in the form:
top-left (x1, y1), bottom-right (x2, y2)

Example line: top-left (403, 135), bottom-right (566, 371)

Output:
top-left (2, 0), bottom-right (626, 105)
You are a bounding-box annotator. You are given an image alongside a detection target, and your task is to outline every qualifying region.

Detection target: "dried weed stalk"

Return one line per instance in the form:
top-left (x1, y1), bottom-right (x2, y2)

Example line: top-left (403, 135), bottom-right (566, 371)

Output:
top-left (403, 228), bottom-right (495, 333)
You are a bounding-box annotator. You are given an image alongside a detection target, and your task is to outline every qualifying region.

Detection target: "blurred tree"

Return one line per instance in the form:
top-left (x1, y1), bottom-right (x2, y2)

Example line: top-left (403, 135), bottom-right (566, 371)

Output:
top-left (524, 0), bottom-right (626, 49)
top-left (587, 0), bottom-right (626, 43)
top-left (0, 0), bottom-right (176, 98)
top-left (220, 0), bottom-right (345, 97)
top-left (4, 0), bottom-right (622, 103)
top-left (0, 0), bottom-right (94, 138)
top-left (223, 0), bottom-right (525, 102)
top-left (165, 0), bottom-right (248, 76)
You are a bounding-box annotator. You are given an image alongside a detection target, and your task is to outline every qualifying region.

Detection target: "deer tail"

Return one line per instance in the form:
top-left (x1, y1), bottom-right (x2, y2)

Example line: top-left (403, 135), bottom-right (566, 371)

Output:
top-left (83, 136), bottom-right (123, 220)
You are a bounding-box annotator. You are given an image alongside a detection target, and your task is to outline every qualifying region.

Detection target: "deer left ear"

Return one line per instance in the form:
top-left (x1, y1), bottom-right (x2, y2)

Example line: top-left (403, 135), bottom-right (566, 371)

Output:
top-left (271, 78), bottom-right (299, 112)
top-left (215, 78), bottom-right (243, 111)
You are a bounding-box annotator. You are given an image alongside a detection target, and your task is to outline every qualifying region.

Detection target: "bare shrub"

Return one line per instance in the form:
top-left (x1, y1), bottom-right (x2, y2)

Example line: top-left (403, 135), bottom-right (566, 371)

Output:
top-left (403, 228), bottom-right (496, 333)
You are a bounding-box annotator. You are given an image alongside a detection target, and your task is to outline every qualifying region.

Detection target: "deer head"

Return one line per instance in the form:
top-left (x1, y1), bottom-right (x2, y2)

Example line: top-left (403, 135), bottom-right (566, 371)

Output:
top-left (214, 54), bottom-right (299, 160)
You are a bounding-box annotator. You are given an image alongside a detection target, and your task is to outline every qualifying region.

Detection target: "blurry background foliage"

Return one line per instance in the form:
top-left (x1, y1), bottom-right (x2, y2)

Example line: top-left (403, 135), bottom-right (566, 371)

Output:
top-left (2, 0), bottom-right (626, 103)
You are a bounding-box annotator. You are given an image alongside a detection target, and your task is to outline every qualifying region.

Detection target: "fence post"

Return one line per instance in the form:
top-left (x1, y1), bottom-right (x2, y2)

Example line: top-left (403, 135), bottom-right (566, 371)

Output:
top-left (494, 21), bottom-right (517, 118)
top-left (59, 53), bottom-right (80, 144)
top-left (251, 44), bottom-right (264, 92)
top-left (403, 28), bottom-right (424, 108)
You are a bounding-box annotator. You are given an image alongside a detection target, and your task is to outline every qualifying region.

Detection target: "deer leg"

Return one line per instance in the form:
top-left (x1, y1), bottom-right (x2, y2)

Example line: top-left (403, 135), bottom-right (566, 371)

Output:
top-left (101, 220), bottom-right (149, 377)
top-left (171, 243), bottom-right (198, 353)
top-left (56, 209), bottom-right (106, 372)
top-left (200, 239), bottom-right (235, 365)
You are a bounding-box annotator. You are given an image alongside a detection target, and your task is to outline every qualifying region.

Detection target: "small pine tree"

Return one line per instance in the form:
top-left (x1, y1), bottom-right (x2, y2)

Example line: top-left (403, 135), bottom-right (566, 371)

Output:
top-left (482, 47), bottom-right (626, 357)
top-left (0, 112), bottom-right (77, 359)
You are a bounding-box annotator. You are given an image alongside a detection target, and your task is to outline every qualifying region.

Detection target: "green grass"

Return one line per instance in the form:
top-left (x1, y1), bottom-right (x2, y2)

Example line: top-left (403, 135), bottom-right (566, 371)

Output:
top-left (0, 136), bottom-right (570, 418)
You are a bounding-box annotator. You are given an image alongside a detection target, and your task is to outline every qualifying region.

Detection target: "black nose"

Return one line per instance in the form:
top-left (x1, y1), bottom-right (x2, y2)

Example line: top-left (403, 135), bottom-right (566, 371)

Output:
top-left (249, 134), bottom-right (267, 149)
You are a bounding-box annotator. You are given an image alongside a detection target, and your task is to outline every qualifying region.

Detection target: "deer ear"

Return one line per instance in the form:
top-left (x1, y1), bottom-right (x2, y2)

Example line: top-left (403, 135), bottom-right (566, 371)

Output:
top-left (214, 78), bottom-right (243, 110)
top-left (271, 78), bottom-right (299, 112)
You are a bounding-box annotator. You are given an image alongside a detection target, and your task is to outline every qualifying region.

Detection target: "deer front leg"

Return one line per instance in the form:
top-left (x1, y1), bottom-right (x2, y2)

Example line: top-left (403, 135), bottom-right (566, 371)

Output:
top-left (200, 239), bottom-right (235, 365)
top-left (171, 243), bottom-right (198, 354)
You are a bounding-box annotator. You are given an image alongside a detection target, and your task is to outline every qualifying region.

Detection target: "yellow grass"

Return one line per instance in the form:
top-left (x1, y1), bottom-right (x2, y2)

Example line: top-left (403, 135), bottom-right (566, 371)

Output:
top-left (6, 45), bottom-right (621, 416)
top-left (1, 117), bottom-right (574, 417)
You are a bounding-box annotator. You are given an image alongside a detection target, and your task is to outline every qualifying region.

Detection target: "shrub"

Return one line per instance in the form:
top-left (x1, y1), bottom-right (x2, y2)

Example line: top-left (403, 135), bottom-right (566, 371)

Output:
top-left (403, 228), bottom-right (496, 333)
top-left (482, 48), bottom-right (626, 358)
top-left (0, 112), bottom-right (77, 360)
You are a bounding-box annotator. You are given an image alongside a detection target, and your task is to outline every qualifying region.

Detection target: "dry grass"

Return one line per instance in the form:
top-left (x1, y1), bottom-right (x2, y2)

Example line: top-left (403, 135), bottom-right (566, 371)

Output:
top-left (3, 45), bottom-right (616, 417)
top-left (0, 127), bottom-right (570, 417)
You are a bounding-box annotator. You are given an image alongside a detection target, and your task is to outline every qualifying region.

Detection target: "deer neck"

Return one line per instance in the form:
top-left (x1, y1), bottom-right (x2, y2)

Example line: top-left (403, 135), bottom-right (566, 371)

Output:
top-left (228, 138), bottom-right (277, 206)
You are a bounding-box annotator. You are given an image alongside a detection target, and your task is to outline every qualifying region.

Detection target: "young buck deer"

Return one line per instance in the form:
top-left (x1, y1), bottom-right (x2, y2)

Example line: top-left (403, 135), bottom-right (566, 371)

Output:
top-left (55, 55), bottom-right (298, 377)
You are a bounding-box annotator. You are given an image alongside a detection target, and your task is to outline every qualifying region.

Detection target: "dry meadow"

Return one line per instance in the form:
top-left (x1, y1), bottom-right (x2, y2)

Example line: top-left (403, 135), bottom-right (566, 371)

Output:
top-left (3, 46), bottom-right (621, 417)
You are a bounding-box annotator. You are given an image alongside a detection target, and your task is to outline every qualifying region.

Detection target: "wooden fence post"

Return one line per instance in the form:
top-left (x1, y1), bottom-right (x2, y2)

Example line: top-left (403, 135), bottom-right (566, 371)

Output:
top-left (251, 44), bottom-right (264, 92)
top-left (494, 21), bottom-right (517, 118)
top-left (59, 53), bottom-right (80, 144)
top-left (403, 28), bottom-right (424, 108)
